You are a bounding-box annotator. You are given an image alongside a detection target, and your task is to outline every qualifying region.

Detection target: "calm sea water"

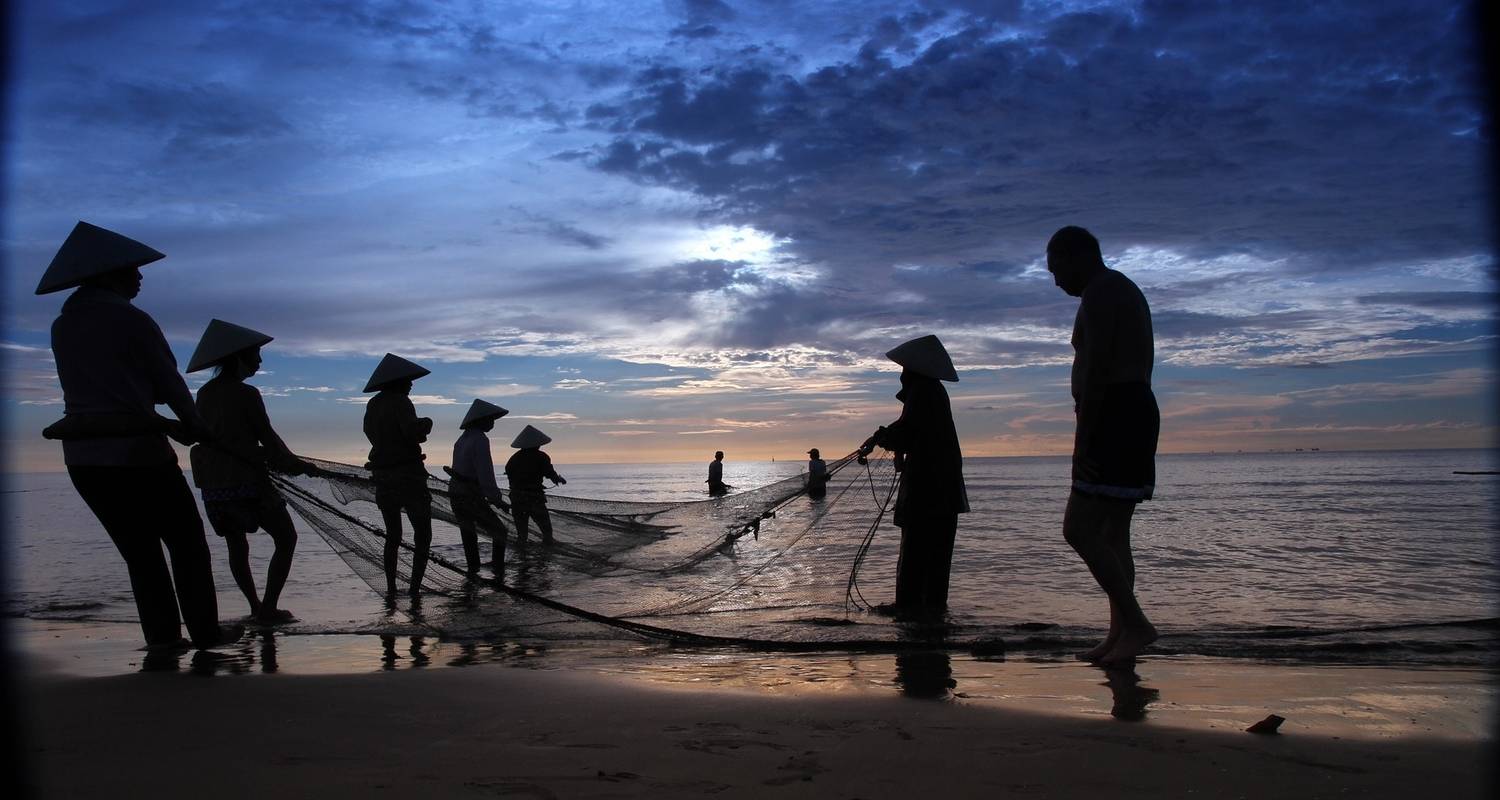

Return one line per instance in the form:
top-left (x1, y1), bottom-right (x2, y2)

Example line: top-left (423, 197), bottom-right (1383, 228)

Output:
top-left (5, 449), bottom-right (1496, 665)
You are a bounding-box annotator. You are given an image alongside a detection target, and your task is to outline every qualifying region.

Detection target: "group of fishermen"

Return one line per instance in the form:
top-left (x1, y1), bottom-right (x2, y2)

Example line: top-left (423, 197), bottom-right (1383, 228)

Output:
top-left (37, 220), bottom-right (1160, 665)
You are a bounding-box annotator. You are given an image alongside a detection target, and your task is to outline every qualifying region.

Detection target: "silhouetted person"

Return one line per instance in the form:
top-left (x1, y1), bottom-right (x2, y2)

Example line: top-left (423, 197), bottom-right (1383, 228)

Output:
top-left (448, 399), bottom-right (513, 580)
top-left (806, 448), bottom-right (829, 500)
top-left (362, 353), bottom-right (435, 598)
top-left (504, 424), bottom-right (566, 545)
top-left (187, 320), bottom-right (307, 624)
top-left (1046, 225), bottom-right (1160, 664)
top-left (859, 335), bottom-right (969, 616)
top-left (38, 221), bottom-right (242, 650)
top-left (707, 450), bottom-right (728, 496)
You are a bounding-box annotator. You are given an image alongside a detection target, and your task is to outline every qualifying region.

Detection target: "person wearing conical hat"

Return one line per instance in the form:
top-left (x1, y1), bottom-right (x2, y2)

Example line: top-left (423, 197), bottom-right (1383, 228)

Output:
top-left (362, 353), bottom-right (436, 598)
top-left (448, 399), bottom-right (513, 580)
top-left (857, 334), bottom-right (969, 617)
top-left (1046, 226), bottom-right (1159, 664)
top-left (805, 448), bottom-right (829, 501)
top-left (503, 424), bottom-right (566, 546)
top-left (186, 319), bottom-right (309, 624)
top-left (38, 221), bottom-right (242, 650)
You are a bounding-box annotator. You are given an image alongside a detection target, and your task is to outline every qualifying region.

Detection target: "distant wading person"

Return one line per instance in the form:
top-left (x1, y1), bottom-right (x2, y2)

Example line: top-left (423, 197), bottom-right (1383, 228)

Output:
top-left (707, 450), bottom-right (728, 496)
top-left (859, 335), bottom-right (969, 616)
top-left (806, 448), bottom-right (828, 500)
top-left (448, 399), bottom-right (513, 580)
top-left (38, 221), bottom-right (242, 650)
top-left (1046, 226), bottom-right (1160, 664)
top-left (187, 319), bottom-right (308, 624)
top-left (362, 353), bottom-right (435, 598)
top-left (504, 424), bottom-right (566, 545)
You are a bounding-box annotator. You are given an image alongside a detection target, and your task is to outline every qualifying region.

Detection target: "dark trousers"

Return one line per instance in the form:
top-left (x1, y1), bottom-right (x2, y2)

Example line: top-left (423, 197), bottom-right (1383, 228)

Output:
top-left (68, 465), bottom-right (221, 646)
top-left (894, 514), bottom-right (958, 613)
top-left (512, 501), bottom-right (553, 544)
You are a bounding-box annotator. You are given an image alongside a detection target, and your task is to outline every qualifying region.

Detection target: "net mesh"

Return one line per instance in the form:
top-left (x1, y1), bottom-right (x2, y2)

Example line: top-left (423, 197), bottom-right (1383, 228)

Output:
top-left (269, 452), bottom-right (943, 649)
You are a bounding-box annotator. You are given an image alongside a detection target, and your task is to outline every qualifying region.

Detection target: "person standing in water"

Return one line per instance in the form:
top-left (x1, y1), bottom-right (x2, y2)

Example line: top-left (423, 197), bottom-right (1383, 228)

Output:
top-left (706, 450), bottom-right (728, 496)
top-left (186, 319), bottom-right (307, 624)
top-left (859, 334), bottom-right (968, 617)
top-left (806, 448), bottom-right (829, 500)
top-left (1046, 225), bottom-right (1160, 664)
top-left (504, 424), bottom-right (566, 545)
top-left (38, 221), bottom-right (241, 650)
top-left (362, 353), bottom-right (435, 598)
top-left (448, 399), bottom-right (512, 580)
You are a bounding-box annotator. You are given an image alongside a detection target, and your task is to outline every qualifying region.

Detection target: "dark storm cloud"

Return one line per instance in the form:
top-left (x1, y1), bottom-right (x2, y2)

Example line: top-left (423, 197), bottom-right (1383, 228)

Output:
top-left (51, 81), bottom-right (294, 159)
top-left (586, 0), bottom-right (1485, 276)
top-left (1356, 291), bottom-right (1496, 310)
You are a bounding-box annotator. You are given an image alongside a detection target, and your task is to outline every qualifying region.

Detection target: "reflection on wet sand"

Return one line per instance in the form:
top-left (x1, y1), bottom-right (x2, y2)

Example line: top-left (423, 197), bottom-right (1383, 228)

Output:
top-left (1099, 664), bottom-right (1160, 721)
top-left (894, 650), bottom-right (956, 699)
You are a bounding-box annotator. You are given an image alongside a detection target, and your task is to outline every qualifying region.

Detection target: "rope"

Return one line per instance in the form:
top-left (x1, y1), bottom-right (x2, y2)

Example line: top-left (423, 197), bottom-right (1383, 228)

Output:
top-left (844, 457), bottom-right (901, 611)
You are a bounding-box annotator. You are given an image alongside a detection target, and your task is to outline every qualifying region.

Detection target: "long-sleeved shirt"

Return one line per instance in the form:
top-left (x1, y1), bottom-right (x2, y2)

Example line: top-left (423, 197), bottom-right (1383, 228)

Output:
top-left (451, 427), bottom-right (506, 505)
top-left (50, 286), bottom-right (197, 466)
top-left (707, 460), bottom-right (723, 486)
top-left (871, 374), bottom-right (969, 524)
top-left (504, 448), bottom-right (561, 493)
top-left (189, 376), bottom-right (294, 489)
top-left (363, 390), bottom-right (427, 473)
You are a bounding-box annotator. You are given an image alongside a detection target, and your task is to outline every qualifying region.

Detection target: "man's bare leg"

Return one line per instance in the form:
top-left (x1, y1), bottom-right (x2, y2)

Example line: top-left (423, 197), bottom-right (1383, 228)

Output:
top-left (1065, 491), bottom-right (1155, 662)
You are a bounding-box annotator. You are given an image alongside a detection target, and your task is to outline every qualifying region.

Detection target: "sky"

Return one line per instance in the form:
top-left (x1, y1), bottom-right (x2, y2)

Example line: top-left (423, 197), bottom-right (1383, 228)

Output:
top-left (2, 0), bottom-right (1495, 471)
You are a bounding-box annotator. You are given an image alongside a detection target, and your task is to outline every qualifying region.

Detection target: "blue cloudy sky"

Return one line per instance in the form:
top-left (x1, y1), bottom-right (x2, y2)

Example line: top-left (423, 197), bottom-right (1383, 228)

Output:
top-left (3, 0), bottom-right (1494, 470)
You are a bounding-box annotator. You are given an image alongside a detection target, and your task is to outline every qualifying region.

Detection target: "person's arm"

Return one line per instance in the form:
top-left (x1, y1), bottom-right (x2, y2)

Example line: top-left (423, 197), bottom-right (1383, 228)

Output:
top-left (475, 442), bottom-right (511, 508)
top-left (542, 452), bottom-right (566, 486)
top-left (1074, 283), bottom-right (1120, 457)
top-left (139, 313), bottom-right (202, 440)
top-left (395, 396), bottom-right (433, 443)
top-left (248, 389), bottom-right (308, 474)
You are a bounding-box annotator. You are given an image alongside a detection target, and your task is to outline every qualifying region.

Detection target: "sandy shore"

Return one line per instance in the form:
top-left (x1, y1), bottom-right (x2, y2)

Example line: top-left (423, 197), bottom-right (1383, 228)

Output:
top-left (13, 623), bottom-right (1495, 799)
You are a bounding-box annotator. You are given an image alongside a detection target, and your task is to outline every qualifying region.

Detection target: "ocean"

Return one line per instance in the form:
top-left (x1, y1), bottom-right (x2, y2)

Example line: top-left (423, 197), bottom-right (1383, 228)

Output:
top-left (5, 449), bottom-right (1497, 667)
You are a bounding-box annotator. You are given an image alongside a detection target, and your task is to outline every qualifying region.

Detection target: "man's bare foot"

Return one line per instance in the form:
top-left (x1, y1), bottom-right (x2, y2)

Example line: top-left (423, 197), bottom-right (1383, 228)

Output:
top-left (1099, 623), bottom-right (1158, 665)
top-left (1077, 634), bottom-right (1118, 662)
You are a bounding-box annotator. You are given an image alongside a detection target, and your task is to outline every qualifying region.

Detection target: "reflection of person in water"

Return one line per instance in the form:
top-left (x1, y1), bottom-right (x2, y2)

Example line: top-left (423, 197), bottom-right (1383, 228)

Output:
top-left (894, 650), bottom-right (956, 699)
top-left (859, 335), bottom-right (969, 616)
top-left (362, 353), bottom-right (436, 598)
top-left (448, 399), bottom-right (513, 580)
top-left (39, 221), bottom-right (242, 652)
top-left (707, 450), bottom-right (729, 496)
top-left (1099, 664), bottom-right (1160, 721)
top-left (1046, 226), bottom-right (1160, 665)
top-left (504, 425), bottom-right (567, 546)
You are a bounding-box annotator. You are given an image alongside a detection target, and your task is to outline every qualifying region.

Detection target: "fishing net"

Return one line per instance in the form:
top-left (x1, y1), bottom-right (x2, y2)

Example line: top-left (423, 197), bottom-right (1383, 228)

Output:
top-left (269, 451), bottom-right (940, 649)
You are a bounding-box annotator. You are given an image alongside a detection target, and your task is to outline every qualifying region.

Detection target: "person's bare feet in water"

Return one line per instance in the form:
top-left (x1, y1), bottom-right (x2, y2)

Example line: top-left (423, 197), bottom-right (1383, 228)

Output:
top-left (1100, 623), bottom-right (1158, 665)
top-left (1077, 631), bottom-right (1119, 662)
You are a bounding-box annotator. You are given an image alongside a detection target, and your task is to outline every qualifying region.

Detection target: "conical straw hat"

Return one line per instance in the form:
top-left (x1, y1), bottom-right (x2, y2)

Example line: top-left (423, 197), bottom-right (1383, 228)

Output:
top-left (886, 334), bottom-right (958, 382)
top-left (363, 353), bottom-right (431, 392)
top-left (186, 319), bottom-right (274, 373)
top-left (510, 424), bottom-right (551, 449)
top-left (35, 221), bottom-right (166, 295)
top-left (460, 399), bottom-right (510, 429)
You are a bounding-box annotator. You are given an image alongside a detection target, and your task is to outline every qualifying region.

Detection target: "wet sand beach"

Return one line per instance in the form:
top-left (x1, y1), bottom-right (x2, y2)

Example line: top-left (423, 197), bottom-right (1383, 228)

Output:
top-left (15, 621), bottom-right (1495, 799)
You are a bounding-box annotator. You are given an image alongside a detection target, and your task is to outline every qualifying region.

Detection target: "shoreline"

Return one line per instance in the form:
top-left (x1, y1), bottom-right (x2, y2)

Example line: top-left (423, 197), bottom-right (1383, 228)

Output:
top-left (16, 629), bottom-right (1495, 799)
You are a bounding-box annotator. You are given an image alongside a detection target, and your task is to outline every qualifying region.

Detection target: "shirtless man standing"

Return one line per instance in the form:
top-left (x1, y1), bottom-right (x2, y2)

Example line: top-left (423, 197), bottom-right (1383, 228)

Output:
top-left (1046, 226), bottom-right (1160, 664)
